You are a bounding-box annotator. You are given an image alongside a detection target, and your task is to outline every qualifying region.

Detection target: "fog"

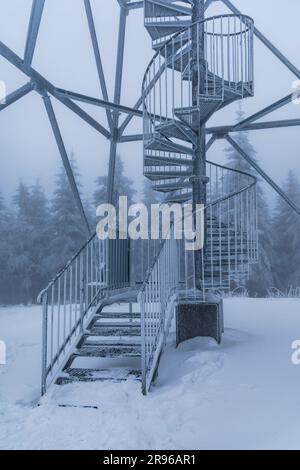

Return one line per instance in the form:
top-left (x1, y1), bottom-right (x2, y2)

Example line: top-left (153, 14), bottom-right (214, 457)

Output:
top-left (0, 0), bottom-right (299, 205)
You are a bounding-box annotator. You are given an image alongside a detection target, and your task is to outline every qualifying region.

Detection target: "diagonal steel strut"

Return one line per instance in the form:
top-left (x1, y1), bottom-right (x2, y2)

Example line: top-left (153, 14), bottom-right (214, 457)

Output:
top-left (43, 93), bottom-right (91, 235)
top-left (84, 0), bottom-right (114, 131)
top-left (0, 41), bottom-right (111, 140)
top-left (0, 82), bottom-right (34, 112)
top-left (226, 135), bottom-right (300, 216)
top-left (24, 0), bottom-right (45, 66)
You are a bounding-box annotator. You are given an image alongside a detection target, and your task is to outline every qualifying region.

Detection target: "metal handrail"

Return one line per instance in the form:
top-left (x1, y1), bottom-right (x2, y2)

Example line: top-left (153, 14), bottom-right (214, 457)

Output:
top-left (140, 163), bottom-right (257, 293)
top-left (38, 233), bottom-right (108, 395)
top-left (143, 14), bottom-right (254, 80)
top-left (140, 12), bottom-right (257, 394)
top-left (139, 167), bottom-right (258, 393)
top-left (37, 232), bottom-right (97, 304)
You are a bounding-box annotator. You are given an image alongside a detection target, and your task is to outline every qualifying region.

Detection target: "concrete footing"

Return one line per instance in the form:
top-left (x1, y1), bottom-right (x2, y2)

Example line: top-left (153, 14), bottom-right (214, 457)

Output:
top-left (176, 299), bottom-right (224, 347)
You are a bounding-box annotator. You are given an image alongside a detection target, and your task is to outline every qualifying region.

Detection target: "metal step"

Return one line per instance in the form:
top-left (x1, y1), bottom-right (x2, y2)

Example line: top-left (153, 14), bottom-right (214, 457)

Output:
top-left (153, 180), bottom-right (191, 192)
top-left (82, 335), bottom-right (141, 346)
top-left (96, 312), bottom-right (140, 319)
top-left (89, 324), bottom-right (141, 337)
top-left (145, 136), bottom-right (194, 156)
top-left (75, 344), bottom-right (141, 358)
top-left (145, 169), bottom-right (193, 180)
top-left (144, 153), bottom-right (193, 167)
top-left (145, 0), bottom-right (191, 19)
top-left (174, 98), bottom-right (223, 129)
top-left (57, 367), bottom-right (142, 384)
top-left (144, 21), bottom-right (190, 41)
top-left (155, 120), bottom-right (198, 145)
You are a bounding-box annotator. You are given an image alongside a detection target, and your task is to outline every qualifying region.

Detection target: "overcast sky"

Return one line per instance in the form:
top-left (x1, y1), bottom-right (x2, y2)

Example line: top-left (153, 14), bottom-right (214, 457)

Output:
top-left (0, 0), bottom-right (299, 206)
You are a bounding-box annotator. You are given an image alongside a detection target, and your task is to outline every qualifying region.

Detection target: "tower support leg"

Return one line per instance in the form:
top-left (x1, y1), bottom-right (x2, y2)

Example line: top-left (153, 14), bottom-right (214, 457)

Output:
top-left (191, 0), bottom-right (207, 290)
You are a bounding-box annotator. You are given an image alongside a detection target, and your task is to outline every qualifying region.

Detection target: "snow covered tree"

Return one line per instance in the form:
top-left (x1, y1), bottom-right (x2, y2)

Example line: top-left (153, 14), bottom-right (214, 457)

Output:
top-left (6, 182), bottom-right (51, 304)
top-left (224, 105), bottom-right (275, 296)
top-left (0, 192), bottom-right (12, 304)
top-left (272, 171), bottom-right (300, 290)
top-left (26, 182), bottom-right (52, 298)
top-left (94, 155), bottom-right (136, 208)
top-left (48, 157), bottom-right (87, 274)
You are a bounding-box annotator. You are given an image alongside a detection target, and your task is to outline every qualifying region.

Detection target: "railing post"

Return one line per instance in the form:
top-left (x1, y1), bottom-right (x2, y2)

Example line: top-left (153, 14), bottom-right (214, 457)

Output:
top-left (80, 252), bottom-right (85, 333)
top-left (41, 292), bottom-right (48, 396)
top-left (139, 291), bottom-right (147, 395)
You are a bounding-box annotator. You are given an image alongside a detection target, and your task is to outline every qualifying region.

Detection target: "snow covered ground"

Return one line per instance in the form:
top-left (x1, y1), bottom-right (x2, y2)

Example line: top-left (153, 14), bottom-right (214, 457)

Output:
top-left (0, 298), bottom-right (300, 450)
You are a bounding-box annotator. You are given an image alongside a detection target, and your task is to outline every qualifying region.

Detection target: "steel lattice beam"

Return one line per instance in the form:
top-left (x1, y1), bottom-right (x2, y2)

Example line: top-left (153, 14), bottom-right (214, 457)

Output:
top-left (107, 6), bottom-right (128, 204)
top-left (43, 93), bottom-right (91, 235)
top-left (0, 41), bottom-right (111, 139)
top-left (226, 135), bottom-right (300, 216)
top-left (0, 82), bottom-right (34, 112)
top-left (207, 119), bottom-right (300, 135)
top-left (84, 0), bottom-right (114, 131)
top-left (55, 88), bottom-right (143, 118)
top-left (120, 116), bottom-right (300, 142)
top-left (233, 94), bottom-right (294, 131)
top-left (24, 0), bottom-right (45, 65)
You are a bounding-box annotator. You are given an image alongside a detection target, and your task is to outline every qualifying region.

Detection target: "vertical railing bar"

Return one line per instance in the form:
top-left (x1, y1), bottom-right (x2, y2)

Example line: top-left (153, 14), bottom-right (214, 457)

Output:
top-left (57, 278), bottom-right (61, 364)
top-left (50, 285), bottom-right (54, 374)
top-left (69, 265), bottom-right (73, 345)
top-left (63, 270), bottom-right (67, 353)
top-left (41, 293), bottom-right (48, 396)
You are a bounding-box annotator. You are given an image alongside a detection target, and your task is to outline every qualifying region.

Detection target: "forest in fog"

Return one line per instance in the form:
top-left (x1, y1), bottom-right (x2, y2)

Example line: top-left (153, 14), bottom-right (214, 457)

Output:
top-left (1, 128), bottom-right (300, 304)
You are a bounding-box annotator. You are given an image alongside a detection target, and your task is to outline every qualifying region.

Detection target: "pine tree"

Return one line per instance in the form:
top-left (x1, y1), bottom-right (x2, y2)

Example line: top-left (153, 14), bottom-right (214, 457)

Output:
top-left (48, 158), bottom-right (87, 274)
top-left (5, 182), bottom-right (52, 304)
top-left (224, 105), bottom-right (275, 296)
top-left (94, 155), bottom-right (136, 208)
top-left (0, 192), bottom-right (12, 304)
top-left (8, 182), bottom-right (35, 303)
top-left (27, 182), bottom-right (51, 298)
top-left (272, 171), bottom-right (300, 290)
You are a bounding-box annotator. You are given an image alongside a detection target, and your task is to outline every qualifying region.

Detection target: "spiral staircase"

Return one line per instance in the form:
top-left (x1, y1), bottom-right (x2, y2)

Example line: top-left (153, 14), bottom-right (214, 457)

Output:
top-left (38, 2), bottom-right (259, 396)
top-left (143, 2), bottom-right (257, 293)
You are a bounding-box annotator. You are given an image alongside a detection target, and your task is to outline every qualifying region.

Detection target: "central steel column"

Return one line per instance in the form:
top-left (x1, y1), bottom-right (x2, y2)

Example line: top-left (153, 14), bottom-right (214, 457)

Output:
top-left (107, 5), bottom-right (128, 204)
top-left (191, 0), bottom-right (207, 290)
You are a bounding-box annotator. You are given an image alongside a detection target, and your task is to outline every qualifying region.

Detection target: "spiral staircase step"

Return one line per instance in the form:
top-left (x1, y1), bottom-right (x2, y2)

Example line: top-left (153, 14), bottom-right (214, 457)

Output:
top-left (145, 154), bottom-right (193, 167)
top-left (174, 98), bottom-right (223, 128)
top-left (145, 136), bottom-right (194, 156)
top-left (144, 0), bottom-right (192, 18)
top-left (144, 21), bottom-right (190, 41)
top-left (155, 120), bottom-right (198, 145)
top-left (153, 180), bottom-right (191, 192)
top-left (145, 168), bottom-right (193, 179)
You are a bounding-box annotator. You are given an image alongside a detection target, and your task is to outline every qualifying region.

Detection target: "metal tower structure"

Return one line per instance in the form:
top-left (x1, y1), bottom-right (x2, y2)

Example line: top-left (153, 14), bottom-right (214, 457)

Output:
top-left (1, 0), bottom-right (300, 395)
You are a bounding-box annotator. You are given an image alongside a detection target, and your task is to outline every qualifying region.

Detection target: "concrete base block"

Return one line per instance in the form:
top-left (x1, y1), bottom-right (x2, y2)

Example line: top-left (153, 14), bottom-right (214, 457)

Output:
top-left (176, 299), bottom-right (224, 347)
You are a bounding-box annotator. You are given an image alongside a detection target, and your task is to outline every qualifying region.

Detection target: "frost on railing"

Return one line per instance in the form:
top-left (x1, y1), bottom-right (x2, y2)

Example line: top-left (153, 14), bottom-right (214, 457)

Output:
top-left (139, 226), bottom-right (179, 394)
top-left (38, 234), bottom-right (107, 395)
top-left (142, 14), bottom-right (254, 146)
top-left (138, 161), bottom-right (258, 393)
top-left (38, 233), bottom-right (131, 395)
